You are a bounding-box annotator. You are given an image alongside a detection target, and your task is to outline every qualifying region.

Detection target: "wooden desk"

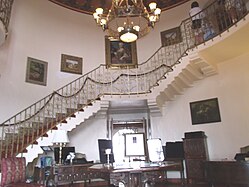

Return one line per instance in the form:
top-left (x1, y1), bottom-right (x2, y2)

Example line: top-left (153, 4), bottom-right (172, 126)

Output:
top-left (53, 163), bottom-right (93, 186)
top-left (205, 161), bottom-right (249, 186)
top-left (89, 161), bottom-right (183, 187)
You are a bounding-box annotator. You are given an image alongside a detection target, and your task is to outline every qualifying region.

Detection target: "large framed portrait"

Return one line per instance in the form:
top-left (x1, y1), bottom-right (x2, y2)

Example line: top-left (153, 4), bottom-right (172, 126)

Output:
top-left (190, 98), bottom-right (221, 125)
top-left (105, 37), bottom-right (138, 69)
top-left (160, 26), bottom-right (182, 47)
top-left (61, 54), bottom-right (83, 74)
top-left (25, 57), bottom-right (48, 86)
top-left (125, 133), bottom-right (146, 157)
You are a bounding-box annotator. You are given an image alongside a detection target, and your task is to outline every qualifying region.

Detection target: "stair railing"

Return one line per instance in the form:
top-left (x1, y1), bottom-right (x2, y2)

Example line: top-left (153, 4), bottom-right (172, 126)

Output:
top-left (0, 0), bottom-right (248, 160)
top-left (0, 0), bottom-right (14, 35)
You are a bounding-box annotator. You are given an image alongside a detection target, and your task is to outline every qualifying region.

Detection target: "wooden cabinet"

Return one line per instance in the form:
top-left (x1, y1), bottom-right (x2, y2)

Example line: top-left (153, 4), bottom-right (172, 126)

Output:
top-left (205, 161), bottom-right (249, 186)
top-left (183, 131), bottom-right (209, 184)
top-left (54, 164), bottom-right (93, 186)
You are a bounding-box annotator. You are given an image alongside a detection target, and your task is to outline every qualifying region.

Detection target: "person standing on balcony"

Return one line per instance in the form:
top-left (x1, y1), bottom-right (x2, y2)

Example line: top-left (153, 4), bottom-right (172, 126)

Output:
top-left (189, 1), bottom-right (205, 44)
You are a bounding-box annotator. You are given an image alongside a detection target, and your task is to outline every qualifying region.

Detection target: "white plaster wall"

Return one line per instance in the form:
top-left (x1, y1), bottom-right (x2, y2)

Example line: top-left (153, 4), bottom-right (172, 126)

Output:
top-left (0, 0), bottom-right (106, 120)
top-left (151, 52), bottom-right (249, 160)
top-left (68, 117), bottom-right (107, 162)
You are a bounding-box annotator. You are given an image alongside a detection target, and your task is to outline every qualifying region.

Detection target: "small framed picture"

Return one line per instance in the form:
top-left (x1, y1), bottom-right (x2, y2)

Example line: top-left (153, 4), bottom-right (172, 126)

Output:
top-left (190, 98), bottom-right (221, 125)
top-left (105, 37), bottom-right (138, 69)
top-left (161, 26), bottom-right (182, 47)
top-left (25, 57), bottom-right (48, 86)
top-left (125, 133), bottom-right (146, 157)
top-left (61, 54), bottom-right (83, 74)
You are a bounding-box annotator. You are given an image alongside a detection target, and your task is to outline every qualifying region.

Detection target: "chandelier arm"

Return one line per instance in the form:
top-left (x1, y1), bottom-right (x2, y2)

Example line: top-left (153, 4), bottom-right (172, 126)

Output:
top-left (125, 0), bottom-right (129, 7)
top-left (118, 0), bottom-right (125, 7)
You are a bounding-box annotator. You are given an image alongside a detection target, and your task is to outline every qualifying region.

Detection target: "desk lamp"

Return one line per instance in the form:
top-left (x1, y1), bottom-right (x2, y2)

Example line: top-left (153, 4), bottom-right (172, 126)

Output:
top-left (52, 130), bottom-right (69, 165)
top-left (105, 148), bottom-right (112, 168)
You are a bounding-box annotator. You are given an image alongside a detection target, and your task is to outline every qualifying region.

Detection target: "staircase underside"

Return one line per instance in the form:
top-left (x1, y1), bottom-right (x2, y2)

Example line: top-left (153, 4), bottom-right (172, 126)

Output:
top-left (199, 16), bottom-right (249, 64)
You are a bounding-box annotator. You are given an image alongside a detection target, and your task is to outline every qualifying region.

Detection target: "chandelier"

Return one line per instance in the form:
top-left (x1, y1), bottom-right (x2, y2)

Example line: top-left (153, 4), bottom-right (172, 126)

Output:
top-left (93, 0), bottom-right (161, 43)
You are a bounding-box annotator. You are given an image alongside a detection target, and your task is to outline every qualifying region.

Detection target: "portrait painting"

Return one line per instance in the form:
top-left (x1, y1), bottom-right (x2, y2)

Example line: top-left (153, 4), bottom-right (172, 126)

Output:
top-left (105, 37), bottom-right (138, 69)
top-left (61, 54), bottom-right (83, 74)
top-left (161, 26), bottom-right (182, 47)
top-left (190, 98), bottom-right (221, 125)
top-left (26, 57), bottom-right (48, 86)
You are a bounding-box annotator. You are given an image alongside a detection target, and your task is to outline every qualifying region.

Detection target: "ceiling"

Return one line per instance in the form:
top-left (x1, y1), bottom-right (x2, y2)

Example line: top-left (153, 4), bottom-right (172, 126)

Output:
top-left (49, 0), bottom-right (190, 15)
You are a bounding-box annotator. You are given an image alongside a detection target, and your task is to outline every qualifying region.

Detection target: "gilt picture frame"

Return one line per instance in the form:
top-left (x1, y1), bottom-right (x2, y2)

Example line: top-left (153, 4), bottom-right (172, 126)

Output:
top-left (61, 54), bottom-right (83, 74)
top-left (161, 26), bottom-right (182, 47)
top-left (25, 57), bottom-right (48, 86)
top-left (190, 98), bottom-right (221, 125)
top-left (105, 37), bottom-right (138, 69)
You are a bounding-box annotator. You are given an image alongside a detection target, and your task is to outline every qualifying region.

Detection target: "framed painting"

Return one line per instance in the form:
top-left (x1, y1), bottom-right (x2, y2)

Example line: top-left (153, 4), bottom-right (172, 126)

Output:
top-left (190, 98), bottom-right (221, 125)
top-left (61, 54), bottom-right (83, 74)
top-left (25, 57), bottom-right (48, 86)
top-left (105, 37), bottom-right (138, 69)
top-left (125, 133), bottom-right (146, 157)
top-left (161, 26), bottom-right (182, 47)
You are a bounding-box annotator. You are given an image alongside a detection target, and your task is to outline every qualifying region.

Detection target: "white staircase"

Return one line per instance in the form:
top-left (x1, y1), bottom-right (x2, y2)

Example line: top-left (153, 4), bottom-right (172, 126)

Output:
top-left (20, 11), bottom-right (249, 164)
top-left (147, 49), bottom-right (217, 109)
top-left (19, 100), bottom-right (105, 163)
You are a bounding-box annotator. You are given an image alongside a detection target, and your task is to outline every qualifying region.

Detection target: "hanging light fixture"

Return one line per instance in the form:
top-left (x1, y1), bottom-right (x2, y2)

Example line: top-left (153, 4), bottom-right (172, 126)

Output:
top-left (93, 0), bottom-right (161, 43)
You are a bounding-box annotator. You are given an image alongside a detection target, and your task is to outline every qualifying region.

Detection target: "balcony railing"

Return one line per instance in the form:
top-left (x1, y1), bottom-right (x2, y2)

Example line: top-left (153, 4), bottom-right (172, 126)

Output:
top-left (0, 0), bottom-right (248, 160)
top-left (0, 0), bottom-right (14, 35)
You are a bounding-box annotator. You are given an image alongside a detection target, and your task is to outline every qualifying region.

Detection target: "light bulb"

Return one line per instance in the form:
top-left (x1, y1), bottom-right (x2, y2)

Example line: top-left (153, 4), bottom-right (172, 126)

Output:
top-left (154, 8), bottom-right (161, 15)
top-left (149, 2), bottom-right (157, 10)
top-left (133, 25), bottom-right (140, 32)
top-left (100, 19), bottom-right (107, 25)
top-left (117, 27), bottom-right (124, 32)
top-left (149, 15), bottom-right (156, 22)
top-left (93, 12), bottom-right (99, 19)
top-left (96, 8), bottom-right (103, 15)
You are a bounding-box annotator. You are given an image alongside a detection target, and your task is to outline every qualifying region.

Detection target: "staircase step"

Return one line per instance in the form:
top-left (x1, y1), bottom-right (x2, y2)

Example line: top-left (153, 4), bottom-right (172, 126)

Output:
top-left (79, 108), bottom-right (84, 112)
top-left (56, 113), bottom-right (67, 121)
top-left (66, 108), bottom-right (77, 117)
top-left (174, 77), bottom-right (191, 88)
top-left (184, 64), bottom-right (204, 80)
top-left (87, 102), bottom-right (93, 106)
top-left (78, 104), bottom-right (86, 110)
top-left (96, 97), bottom-right (101, 101)
top-left (51, 126), bottom-right (58, 130)
top-left (161, 90), bottom-right (174, 101)
top-left (42, 133), bottom-right (48, 137)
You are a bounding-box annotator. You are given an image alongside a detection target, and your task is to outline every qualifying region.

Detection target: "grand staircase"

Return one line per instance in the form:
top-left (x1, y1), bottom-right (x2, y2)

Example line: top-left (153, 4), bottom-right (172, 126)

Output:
top-left (0, 0), bottom-right (248, 163)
